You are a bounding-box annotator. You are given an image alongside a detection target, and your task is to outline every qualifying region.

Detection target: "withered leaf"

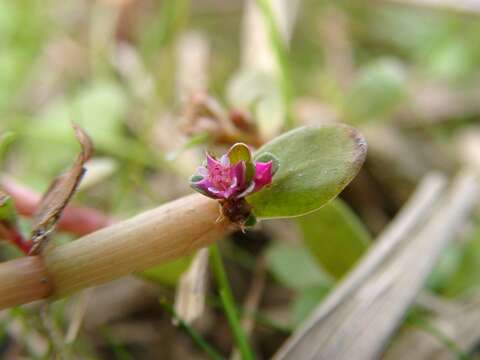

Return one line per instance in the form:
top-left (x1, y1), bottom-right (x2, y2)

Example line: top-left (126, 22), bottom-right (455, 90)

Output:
top-left (174, 248), bottom-right (209, 325)
top-left (0, 191), bottom-right (29, 254)
top-left (29, 124), bottom-right (93, 255)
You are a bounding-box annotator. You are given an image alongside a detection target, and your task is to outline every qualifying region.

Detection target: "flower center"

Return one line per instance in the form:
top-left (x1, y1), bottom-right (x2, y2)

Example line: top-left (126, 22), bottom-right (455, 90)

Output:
top-left (208, 164), bottom-right (232, 191)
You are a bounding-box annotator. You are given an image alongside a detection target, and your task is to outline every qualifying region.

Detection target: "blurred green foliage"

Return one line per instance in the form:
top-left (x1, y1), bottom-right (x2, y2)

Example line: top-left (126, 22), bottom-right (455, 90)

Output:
top-left (1, 0), bottom-right (480, 357)
top-left (299, 199), bottom-right (371, 279)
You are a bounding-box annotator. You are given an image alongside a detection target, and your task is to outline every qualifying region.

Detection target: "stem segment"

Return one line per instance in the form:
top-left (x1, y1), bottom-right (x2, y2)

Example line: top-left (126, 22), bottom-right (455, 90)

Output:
top-left (0, 194), bottom-right (230, 309)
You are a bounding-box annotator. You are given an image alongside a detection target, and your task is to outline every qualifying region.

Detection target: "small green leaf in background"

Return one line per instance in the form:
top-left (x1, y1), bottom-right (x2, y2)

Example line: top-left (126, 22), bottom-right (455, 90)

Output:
top-left (0, 193), bottom-right (17, 225)
top-left (440, 223), bottom-right (480, 297)
top-left (73, 81), bottom-right (128, 150)
top-left (266, 243), bottom-right (332, 327)
top-left (247, 125), bottom-right (367, 218)
top-left (227, 70), bottom-right (286, 140)
top-left (292, 286), bottom-right (330, 326)
top-left (345, 58), bottom-right (406, 123)
top-left (0, 131), bottom-right (15, 168)
top-left (140, 256), bottom-right (192, 285)
top-left (298, 199), bottom-right (371, 279)
top-left (426, 40), bottom-right (474, 82)
top-left (25, 80), bottom-right (128, 153)
top-left (266, 243), bottom-right (332, 290)
top-left (0, 192), bottom-right (28, 255)
top-left (426, 244), bottom-right (462, 293)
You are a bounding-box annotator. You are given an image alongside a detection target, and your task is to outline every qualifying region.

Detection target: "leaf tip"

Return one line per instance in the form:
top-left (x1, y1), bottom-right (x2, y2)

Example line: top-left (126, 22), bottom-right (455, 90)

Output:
top-left (71, 122), bottom-right (93, 161)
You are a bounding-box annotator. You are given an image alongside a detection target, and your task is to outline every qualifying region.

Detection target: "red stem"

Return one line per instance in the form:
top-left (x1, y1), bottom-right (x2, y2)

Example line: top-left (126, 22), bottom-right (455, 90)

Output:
top-left (0, 222), bottom-right (30, 254)
top-left (1, 177), bottom-right (115, 237)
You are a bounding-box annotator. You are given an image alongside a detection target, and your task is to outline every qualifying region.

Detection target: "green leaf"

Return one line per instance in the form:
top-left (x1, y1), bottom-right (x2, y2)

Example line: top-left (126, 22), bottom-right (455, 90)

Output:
top-left (140, 256), bottom-right (192, 285)
top-left (266, 243), bottom-right (332, 290)
top-left (190, 175), bottom-right (204, 183)
top-left (292, 285), bottom-right (331, 326)
top-left (0, 192), bottom-right (28, 254)
top-left (247, 125), bottom-right (366, 218)
top-left (426, 41), bottom-right (474, 81)
top-left (298, 199), bottom-right (371, 279)
top-left (0, 193), bottom-right (17, 224)
top-left (441, 223), bottom-right (480, 297)
top-left (228, 143), bottom-right (255, 184)
top-left (228, 143), bottom-right (252, 164)
top-left (244, 213), bottom-right (257, 227)
top-left (0, 131), bottom-right (15, 168)
top-left (426, 244), bottom-right (462, 292)
top-left (345, 58), bottom-right (406, 123)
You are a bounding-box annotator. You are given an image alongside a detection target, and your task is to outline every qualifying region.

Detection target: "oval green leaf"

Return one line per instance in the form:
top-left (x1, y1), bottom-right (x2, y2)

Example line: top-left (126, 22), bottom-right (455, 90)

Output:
top-left (247, 125), bottom-right (367, 218)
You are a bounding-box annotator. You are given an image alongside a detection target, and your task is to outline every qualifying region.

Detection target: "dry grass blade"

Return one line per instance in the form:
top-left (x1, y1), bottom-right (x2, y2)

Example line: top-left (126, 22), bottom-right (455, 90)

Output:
top-left (65, 289), bottom-right (93, 344)
top-left (174, 248), bottom-right (209, 325)
top-left (29, 124), bottom-right (93, 255)
top-left (275, 172), bottom-right (479, 360)
top-left (384, 292), bottom-right (480, 360)
top-left (276, 172), bottom-right (446, 356)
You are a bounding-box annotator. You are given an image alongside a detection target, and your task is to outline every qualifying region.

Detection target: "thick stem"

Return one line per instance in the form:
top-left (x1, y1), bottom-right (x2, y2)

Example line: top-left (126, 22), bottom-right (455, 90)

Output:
top-left (0, 194), bottom-right (230, 309)
top-left (0, 256), bottom-right (52, 309)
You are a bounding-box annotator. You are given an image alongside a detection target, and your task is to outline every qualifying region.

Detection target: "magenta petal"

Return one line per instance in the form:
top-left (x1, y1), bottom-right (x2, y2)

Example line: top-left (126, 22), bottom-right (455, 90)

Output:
top-left (236, 181), bottom-right (256, 198)
top-left (230, 161), bottom-right (246, 188)
top-left (191, 178), bottom-right (222, 199)
top-left (253, 161), bottom-right (273, 191)
top-left (196, 166), bottom-right (208, 177)
top-left (207, 186), bottom-right (227, 199)
top-left (206, 153), bottom-right (221, 170)
top-left (220, 154), bottom-right (230, 166)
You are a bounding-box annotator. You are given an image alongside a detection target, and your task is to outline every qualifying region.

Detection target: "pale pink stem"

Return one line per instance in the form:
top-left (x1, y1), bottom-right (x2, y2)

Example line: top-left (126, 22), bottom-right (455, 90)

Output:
top-left (1, 176), bottom-right (115, 237)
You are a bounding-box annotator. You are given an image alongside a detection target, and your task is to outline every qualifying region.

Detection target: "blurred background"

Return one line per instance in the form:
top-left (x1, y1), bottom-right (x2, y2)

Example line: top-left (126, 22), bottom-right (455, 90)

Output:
top-left (1, 0), bottom-right (480, 359)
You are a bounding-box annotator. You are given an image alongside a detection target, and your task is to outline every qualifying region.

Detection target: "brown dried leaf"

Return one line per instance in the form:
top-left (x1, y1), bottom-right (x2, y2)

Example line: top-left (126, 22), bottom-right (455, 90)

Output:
top-left (181, 93), bottom-right (263, 147)
top-left (29, 124), bottom-right (93, 255)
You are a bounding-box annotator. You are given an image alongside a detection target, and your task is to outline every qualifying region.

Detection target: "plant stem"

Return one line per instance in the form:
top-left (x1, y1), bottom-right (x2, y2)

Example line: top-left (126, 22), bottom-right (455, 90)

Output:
top-left (0, 194), bottom-right (230, 310)
top-left (255, 0), bottom-right (294, 129)
top-left (0, 257), bottom-right (51, 309)
top-left (209, 244), bottom-right (255, 360)
top-left (1, 176), bottom-right (115, 236)
top-left (161, 300), bottom-right (226, 360)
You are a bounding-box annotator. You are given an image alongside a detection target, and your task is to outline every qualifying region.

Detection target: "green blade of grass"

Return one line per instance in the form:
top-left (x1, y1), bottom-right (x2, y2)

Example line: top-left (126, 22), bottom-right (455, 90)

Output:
top-left (209, 244), bottom-right (255, 360)
top-left (255, 0), bottom-right (293, 129)
top-left (160, 300), bottom-right (225, 360)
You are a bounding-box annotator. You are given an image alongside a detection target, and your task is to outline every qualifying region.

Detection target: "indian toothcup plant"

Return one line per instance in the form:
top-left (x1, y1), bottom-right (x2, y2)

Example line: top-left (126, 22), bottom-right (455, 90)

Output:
top-left (0, 124), bottom-right (366, 310)
top-left (190, 143), bottom-right (279, 227)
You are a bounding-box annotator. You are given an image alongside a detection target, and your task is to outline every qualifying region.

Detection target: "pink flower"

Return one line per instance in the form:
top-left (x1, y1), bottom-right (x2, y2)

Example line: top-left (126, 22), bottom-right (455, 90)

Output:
top-left (190, 143), bottom-right (277, 200)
